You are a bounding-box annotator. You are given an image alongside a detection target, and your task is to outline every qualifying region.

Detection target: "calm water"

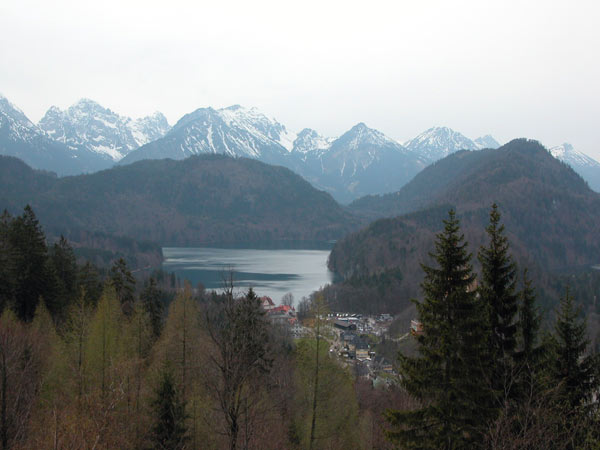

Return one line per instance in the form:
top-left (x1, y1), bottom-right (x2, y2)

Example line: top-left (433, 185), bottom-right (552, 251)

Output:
top-left (162, 243), bottom-right (334, 304)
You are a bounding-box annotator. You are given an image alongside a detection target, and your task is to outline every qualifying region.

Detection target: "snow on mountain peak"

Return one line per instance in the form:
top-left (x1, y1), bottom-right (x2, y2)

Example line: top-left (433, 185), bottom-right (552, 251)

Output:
top-left (550, 143), bottom-right (600, 168)
top-left (217, 105), bottom-right (296, 151)
top-left (38, 99), bottom-right (170, 161)
top-left (343, 122), bottom-right (397, 149)
top-left (292, 128), bottom-right (333, 153)
top-left (474, 135), bottom-right (501, 149)
top-left (0, 94), bottom-right (44, 143)
top-left (404, 126), bottom-right (479, 162)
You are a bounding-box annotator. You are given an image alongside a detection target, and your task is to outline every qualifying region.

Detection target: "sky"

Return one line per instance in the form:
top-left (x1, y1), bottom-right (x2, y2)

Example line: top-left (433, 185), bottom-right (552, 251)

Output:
top-left (1, 0), bottom-right (599, 158)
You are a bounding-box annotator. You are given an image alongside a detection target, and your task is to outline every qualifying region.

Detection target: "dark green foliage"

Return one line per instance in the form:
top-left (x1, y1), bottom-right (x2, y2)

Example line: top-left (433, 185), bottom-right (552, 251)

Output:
top-left (478, 204), bottom-right (519, 400)
top-left (0, 211), bottom-right (14, 314)
top-left (0, 154), bottom-right (359, 246)
top-left (109, 258), bottom-right (135, 314)
top-left (7, 206), bottom-right (52, 322)
top-left (549, 289), bottom-right (599, 413)
top-left (47, 235), bottom-right (78, 319)
top-left (387, 210), bottom-right (493, 449)
top-left (141, 277), bottom-right (165, 338)
top-left (149, 367), bottom-right (188, 450)
top-left (514, 269), bottom-right (545, 397)
top-left (77, 261), bottom-right (103, 307)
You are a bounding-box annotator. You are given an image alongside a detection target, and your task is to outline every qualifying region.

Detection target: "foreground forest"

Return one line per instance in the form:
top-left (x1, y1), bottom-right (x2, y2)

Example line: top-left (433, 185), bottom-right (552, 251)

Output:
top-left (1, 204), bottom-right (599, 449)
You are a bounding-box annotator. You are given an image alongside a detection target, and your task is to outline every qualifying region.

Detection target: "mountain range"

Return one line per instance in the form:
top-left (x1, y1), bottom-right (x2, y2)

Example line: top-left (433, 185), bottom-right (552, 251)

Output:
top-left (1, 94), bottom-right (599, 201)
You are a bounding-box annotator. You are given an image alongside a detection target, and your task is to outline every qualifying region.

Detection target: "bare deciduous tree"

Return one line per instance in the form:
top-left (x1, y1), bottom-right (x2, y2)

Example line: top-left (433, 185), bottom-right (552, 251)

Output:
top-left (202, 272), bottom-right (273, 450)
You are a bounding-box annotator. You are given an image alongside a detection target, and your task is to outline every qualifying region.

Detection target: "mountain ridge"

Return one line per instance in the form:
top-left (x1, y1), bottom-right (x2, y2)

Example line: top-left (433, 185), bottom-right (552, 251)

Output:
top-left (0, 153), bottom-right (359, 246)
top-left (323, 139), bottom-right (600, 313)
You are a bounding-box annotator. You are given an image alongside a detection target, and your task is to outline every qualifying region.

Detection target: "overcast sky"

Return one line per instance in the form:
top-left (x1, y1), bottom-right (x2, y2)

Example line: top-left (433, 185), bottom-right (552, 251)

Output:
top-left (1, 0), bottom-right (599, 158)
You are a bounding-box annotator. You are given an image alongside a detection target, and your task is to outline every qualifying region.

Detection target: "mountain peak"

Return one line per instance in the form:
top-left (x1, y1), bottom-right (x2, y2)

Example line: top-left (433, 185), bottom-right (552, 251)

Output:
top-left (474, 134), bottom-right (500, 149)
top-left (352, 122), bottom-right (369, 130)
top-left (404, 126), bottom-right (478, 162)
top-left (550, 142), bottom-right (600, 169)
top-left (73, 98), bottom-right (106, 111)
top-left (38, 100), bottom-right (171, 161)
top-left (292, 128), bottom-right (332, 153)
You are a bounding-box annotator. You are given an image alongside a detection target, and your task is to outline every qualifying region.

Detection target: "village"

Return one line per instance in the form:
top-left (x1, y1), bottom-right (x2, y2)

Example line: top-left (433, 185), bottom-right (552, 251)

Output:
top-left (259, 295), bottom-right (417, 385)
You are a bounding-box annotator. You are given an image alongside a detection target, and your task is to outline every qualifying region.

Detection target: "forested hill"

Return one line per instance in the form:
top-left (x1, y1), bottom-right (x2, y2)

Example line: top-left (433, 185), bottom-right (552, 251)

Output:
top-left (0, 154), bottom-right (359, 245)
top-left (350, 138), bottom-right (593, 218)
top-left (325, 139), bottom-right (600, 313)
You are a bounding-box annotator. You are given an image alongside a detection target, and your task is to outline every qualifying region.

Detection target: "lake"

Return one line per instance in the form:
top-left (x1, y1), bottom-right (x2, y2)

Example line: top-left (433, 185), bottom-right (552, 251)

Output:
top-left (162, 243), bottom-right (334, 304)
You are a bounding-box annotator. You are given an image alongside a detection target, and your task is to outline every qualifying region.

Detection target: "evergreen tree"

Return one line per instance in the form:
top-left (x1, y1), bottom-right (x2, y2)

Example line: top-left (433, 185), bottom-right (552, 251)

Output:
top-left (149, 367), bottom-right (188, 450)
top-left (387, 210), bottom-right (493, 449)
top-left (109, 258), bottom-right (135, 315)
top-left (478, 203), bottom-right (519, 401)
top-left (0, 211), bottom-right (14, 314)
top-left (550, 289), bottom-right (599, 419)
top-left (77, 261), bottom-right (103, 307)
top-left (48, 235), bottom-right (78, 318)
top-left (140, 277), bottom-right (164, 339)
top-left (514, 268), bottom-right (544, 397)
top-left (9, 205), bottom-right (52, 322)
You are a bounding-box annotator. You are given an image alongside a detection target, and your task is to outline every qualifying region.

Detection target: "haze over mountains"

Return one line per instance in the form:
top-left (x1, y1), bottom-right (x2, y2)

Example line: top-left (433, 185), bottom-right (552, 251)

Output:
top-left (1, 93), bottom-right (599, 201)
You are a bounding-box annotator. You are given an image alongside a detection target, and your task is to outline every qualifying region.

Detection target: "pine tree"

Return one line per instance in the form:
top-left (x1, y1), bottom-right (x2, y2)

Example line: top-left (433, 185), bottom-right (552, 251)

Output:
top-left (478, 203), bottom-right (519, 401)
top-left (140, 277), bottom-right (164, 339)
top-left (77, 262), bottom-right (103, 307)
top-left (514, 268), bottom-right (544, 397)
top-left (149, 367), bottom-right (188, 450)
top-left (387, 209), bottom-right (493, 449)
top-left (9, 205), bottom-right (52, 322)
top-left (109, 258), bottom-right (135, 315)
top-left (550, 289), bottom-right (599, 417)
top-left (48, 235), bottom-right (78, 318)
top-left (0, 211), bottom-right (14, 314)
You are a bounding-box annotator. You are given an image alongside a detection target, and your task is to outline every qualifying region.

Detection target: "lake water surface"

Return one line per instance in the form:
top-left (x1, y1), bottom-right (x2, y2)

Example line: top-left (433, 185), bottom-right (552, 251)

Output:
top-left (162, 243), bottom-right (334, 304)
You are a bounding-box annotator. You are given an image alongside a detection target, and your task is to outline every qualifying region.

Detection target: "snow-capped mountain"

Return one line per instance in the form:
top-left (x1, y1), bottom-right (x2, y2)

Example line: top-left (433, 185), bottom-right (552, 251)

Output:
top-left (292, 128), bottom-right (334, 156)
top-left (297, 123), bottom-right (426, 203)
top-left (1, 94), bottom-right (512, 200)
top-left (550, 143), bottom-right (600, 192)
top-left (404, 126), bottom-right (480, 163)
top-left (121, 105), bottom-right (294, 166)
top-left (122, 109), bottom-right (427, 202)
top-left (475, 135), bottom-right (500, 149)
top-left (0, 94), bottom-right (108, 175)
top-left (39, 99), bottom-right (170, 161)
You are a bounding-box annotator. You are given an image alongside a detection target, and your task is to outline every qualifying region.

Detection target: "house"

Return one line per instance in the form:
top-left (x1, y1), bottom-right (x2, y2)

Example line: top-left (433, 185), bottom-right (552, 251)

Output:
top-left (355, 338), bottom-right (370, 360)
top-left (266, 304), bottom-right (297, 325)
top-left (334, 320), bottom-right (357, 331)
top-left (410, 319), bottom-right (423, 336)
top-left (260, 296), bottom-right (276, 311)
